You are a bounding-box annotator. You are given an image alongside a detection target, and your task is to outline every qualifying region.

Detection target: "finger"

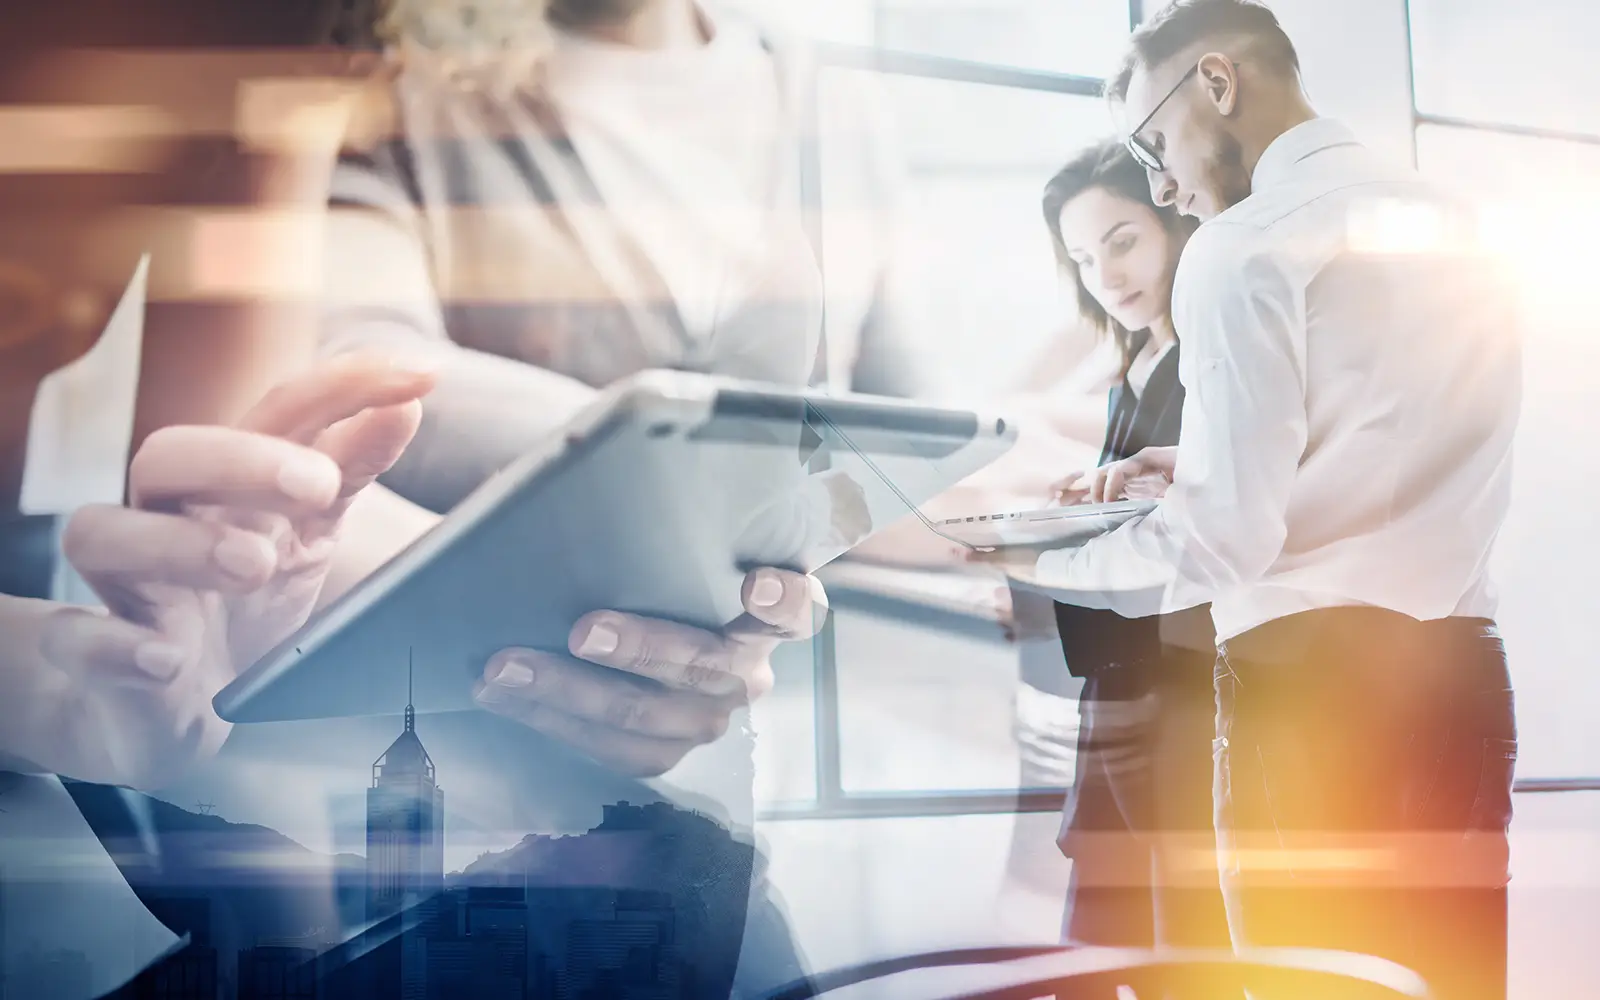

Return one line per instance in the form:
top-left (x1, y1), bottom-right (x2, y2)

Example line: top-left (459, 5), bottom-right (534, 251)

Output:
top-left (1104, 462), bottom-right (1130, 503)
top-left (130, 425), bottom-right (343, 515)
top-left (566, 612), bottom-right (755, 698)
top-left (1051, 483), bottom-right (1090, 506)
top-left (735, 568), bottom-right (829, 640)
top-left (38, 606), bottom-right (189, 686)
top-left (475, 651), bottom-right (737, 744)
top-left (64, 505), bottom-right (280, 615)
top-left (314, 400), bottom-right (424, 500)
top-left (1052, 471), bottom-right (1085, 492)
top-left (1089, 465), bottom-right (1113, 505)
top-left (472, 675), bottom-right (700, 778)
top-left (238, 352), bottom-right (437, 445)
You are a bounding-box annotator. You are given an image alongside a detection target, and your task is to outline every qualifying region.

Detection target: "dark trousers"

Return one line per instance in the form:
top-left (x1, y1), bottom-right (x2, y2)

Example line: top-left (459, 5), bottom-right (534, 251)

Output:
top-left (1060, 656), bottom-right (1232, 954)
top-left (1214, 609), bottom-right (1516, 1000)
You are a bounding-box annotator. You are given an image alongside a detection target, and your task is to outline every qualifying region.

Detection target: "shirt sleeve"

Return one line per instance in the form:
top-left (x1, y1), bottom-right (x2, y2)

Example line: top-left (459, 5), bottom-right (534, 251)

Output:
top-left (1030, 223), bottom-right (1309, 617)
top-left (321, 140), bottom-right (599, 513)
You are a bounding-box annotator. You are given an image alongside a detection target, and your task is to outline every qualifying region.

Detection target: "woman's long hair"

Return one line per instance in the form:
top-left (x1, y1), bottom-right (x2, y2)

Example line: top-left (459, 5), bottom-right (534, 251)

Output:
top-left (1041, 139), bottom-right (1196, 382)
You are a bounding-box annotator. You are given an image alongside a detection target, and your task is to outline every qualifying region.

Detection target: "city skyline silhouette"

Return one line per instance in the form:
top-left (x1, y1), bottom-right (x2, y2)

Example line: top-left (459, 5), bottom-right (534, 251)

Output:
top-left (42, 672), bottom-right (774, 999)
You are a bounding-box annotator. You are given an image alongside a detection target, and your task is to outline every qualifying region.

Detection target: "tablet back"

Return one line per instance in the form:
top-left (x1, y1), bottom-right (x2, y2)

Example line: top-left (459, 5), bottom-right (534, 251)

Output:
top-left (216, 373), bottom-right (1015, 723)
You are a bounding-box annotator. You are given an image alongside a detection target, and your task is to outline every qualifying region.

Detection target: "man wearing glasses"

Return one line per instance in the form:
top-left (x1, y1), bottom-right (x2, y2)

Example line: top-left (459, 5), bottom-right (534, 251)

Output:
top-left (1004, 2), bottom-right (1522, 998)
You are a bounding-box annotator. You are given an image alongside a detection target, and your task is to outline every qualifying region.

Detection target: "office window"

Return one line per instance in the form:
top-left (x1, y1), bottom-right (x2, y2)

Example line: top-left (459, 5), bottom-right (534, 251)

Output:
top-left (811, 68), bottom-right (1110, 797)
top-left (878, 0), bottom-right (1132, 78)
top-left (726, 0), bottom-right (1131, 78)
top-left (1409, 0), bottom-right (1600, 137)
top-left (833, 613), bottom-right (1028, 795)
top-left (721, 0), bottom-right (877, 46)
top-left (818, 69), bottom-right (1113, 398)
top-left (737, 4), bottom-right (1141, 817)
top-left (752, 639), bottom-right (820, 807)
top-left (1416, 124), bottom-right (1600, 779)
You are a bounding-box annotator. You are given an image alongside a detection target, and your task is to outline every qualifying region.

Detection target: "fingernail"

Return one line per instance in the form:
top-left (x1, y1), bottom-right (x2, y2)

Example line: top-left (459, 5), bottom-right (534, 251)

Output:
top-left (473, 683), bottom-right (503, 706)
top-left (277, 455), bottom-right (338, 504)
top-left (134, 642), bottom-right (185, 680)
top-left (488, 660), bottom-right (535, 688)
top-left (213, 533), bottom-right (276, 582)
top-left (577, 623), bottom-right (620, 658)
top-left (750, 571), bottom-right (785, 608)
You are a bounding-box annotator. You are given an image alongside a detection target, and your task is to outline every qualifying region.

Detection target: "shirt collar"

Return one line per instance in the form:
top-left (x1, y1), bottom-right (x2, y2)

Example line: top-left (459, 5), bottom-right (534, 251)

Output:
top-left (1250, 117), bottom-right (1362, 192)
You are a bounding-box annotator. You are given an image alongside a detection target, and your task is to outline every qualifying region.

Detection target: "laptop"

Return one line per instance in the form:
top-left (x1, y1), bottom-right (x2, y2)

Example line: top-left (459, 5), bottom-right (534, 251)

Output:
top-left (932, 498), bottom-right (1159, 549)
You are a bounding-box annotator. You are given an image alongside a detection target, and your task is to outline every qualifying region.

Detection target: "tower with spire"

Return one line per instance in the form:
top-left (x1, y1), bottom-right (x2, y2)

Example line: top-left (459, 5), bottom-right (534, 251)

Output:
top-left (365, 652), bottom-right (445, 924)
top-left (365, 653), bottom-right (445, 1000)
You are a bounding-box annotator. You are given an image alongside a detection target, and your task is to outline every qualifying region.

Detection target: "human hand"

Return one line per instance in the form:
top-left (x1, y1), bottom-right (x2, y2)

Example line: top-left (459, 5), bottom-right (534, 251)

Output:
top-left (1084, 445), bottom-right (1178, 504)
top-left (1047, 470), bottom-right (1091, 507)
top-left (473, 568), bottom-right (828, 777)
top-left (18, 354), bottom-right (434, 788)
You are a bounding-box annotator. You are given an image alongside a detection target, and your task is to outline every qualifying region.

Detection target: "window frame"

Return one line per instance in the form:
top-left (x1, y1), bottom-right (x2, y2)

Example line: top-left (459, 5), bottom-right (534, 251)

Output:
top-left (761, 0), bottom-right (1134, 821)
top-left (1401, 0), bottom-right (1600, 792)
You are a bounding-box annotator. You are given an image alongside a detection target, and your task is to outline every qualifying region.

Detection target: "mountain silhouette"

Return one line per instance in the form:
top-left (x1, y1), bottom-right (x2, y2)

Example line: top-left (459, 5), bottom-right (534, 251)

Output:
top-left (63, 782), bottom-right (366, 971)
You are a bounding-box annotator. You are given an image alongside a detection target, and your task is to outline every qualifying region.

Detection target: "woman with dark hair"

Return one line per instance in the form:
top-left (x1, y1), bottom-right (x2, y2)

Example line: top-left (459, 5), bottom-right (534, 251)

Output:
top-left (1033, 139), bottom-right (1230, 956)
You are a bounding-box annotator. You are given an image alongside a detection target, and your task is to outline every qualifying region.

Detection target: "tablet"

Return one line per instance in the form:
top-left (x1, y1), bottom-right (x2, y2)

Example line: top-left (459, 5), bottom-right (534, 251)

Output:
top-left (933, 499), bottom-right (1158, 550)
top-left (214, 371), bottom-right (1016, 723)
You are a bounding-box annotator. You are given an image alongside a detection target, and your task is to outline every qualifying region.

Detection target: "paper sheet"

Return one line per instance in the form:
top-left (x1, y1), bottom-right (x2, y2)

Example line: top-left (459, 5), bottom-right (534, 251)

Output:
top-left (0, 775), bottom-right (182, 999)
top-left (19, 255), bottom-right (148, 517)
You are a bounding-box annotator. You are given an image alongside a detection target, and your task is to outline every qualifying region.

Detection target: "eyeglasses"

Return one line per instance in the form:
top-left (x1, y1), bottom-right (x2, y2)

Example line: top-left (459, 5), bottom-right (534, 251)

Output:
top-left (1123, 63), bottom-right (1199, 174)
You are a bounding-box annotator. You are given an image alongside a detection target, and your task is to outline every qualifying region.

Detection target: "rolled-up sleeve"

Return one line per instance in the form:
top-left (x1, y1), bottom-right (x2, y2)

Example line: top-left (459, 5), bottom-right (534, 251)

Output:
top-left (1030, 223), bottom-right (1308, 618)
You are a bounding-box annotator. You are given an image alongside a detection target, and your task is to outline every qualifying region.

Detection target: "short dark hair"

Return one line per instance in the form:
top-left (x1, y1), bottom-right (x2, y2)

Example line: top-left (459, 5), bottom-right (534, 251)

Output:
top-left (1041, 139), bottom-right (1196, 381)
top-left (1106, 0), bottom-right (1300, 103)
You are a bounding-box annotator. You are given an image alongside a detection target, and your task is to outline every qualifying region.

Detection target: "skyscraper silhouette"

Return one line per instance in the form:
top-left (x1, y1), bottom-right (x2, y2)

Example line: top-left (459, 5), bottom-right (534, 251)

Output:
top-left (237, 945), bottom-right (318, 1000)
top-left (420, 887), bottom-right (528, 999)
top-left (108, 897), bottom-right (218, 1000)
top-left (10, 947), bottom-right (93, 1000)
top-left (365, 658), bottom-right (444, 1000)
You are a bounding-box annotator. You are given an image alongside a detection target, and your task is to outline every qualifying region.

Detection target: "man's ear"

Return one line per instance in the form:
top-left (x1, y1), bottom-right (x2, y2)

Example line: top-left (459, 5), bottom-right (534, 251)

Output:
top-left (1197, 52), bottom-right (1239, 116)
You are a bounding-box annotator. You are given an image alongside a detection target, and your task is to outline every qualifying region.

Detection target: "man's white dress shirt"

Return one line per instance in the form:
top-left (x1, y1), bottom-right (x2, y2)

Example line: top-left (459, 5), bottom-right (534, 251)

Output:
top-left (1033, 119), bottom-right (1522, 642)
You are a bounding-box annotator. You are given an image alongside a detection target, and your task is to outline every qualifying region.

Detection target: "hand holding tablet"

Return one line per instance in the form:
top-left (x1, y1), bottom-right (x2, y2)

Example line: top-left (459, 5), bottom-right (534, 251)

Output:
top-left (214, 372), bottom-right (1019, 725)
